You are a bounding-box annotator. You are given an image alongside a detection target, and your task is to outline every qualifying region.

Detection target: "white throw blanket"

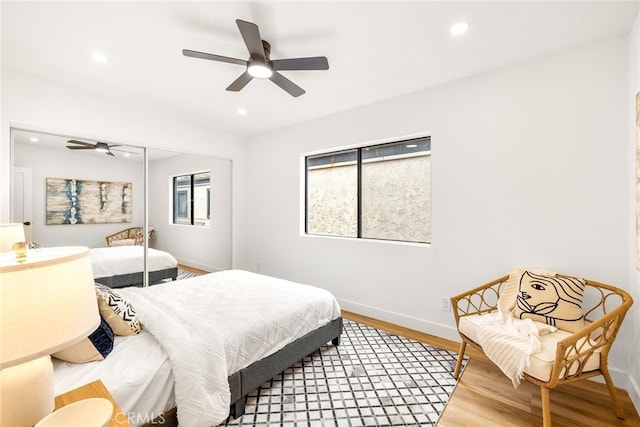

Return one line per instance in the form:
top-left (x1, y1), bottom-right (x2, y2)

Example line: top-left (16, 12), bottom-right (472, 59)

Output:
top-left (119, 283), bottom-right (230, 427)
top-left (476, 268), bottom-right (556, 387)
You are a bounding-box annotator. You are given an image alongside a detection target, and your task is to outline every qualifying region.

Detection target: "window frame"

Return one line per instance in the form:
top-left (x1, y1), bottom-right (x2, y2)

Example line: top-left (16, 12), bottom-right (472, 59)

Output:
top-left (303, 134), bottom-right (431, 245)
top-left (172, 170), bottom-right (211, 227)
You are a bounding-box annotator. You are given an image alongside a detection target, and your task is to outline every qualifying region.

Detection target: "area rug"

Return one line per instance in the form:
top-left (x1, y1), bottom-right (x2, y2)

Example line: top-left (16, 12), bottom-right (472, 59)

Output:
top-left (176, 268), bottom-right (200, 280)
top-left (225, 319), bottom-right (465, 427)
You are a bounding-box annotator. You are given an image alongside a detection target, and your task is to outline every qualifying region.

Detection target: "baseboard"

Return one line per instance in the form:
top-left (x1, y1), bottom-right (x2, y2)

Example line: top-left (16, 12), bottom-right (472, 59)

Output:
top-left (337, 297), bottom-right (460, 342)
top-left (613, 370), bottom-right (640, 415)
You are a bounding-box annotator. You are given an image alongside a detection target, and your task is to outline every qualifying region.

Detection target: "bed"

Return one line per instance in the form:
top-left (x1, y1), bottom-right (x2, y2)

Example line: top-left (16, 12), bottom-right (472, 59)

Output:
top-left (90, 246), bottom-right (178, 288)
top-left (52, 269), bottom-right (343, 427)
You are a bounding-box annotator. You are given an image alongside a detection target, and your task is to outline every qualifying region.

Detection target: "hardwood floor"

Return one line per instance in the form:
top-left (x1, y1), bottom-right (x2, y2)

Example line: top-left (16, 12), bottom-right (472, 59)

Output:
top-left (342, 310), bottom-right (640, 427)
top-left (177, 264), bottom-right (208, 275)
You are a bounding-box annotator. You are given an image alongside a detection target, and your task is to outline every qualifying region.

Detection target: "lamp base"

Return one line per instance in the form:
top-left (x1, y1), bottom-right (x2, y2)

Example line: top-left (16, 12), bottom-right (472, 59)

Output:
top-left (0, 356), bottom-right (54, 427)
top-left (35, 397), bottom-right (112, 427)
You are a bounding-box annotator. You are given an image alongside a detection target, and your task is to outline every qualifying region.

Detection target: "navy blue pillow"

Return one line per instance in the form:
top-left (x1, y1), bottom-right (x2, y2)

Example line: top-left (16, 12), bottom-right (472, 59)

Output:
top-left (52, 315), bottom-right (115, 363)
top-left (88, 316), bottom-right (115, 358)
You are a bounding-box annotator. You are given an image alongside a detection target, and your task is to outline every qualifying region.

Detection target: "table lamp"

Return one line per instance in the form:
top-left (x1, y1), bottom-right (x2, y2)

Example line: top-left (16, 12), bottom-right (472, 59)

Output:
top-left (0, 223), bottom-right (26, 252)
top-left (0, 246), bottom-right (101, 426)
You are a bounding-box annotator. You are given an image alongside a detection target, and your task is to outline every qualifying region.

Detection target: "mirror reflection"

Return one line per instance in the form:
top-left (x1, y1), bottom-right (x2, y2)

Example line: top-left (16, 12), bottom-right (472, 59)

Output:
top-left (11, 128), bottom-right (232, 288)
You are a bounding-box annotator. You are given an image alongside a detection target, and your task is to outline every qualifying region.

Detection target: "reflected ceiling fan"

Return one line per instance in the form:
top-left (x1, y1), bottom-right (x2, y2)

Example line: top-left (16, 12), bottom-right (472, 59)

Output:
top-left (182, 19), bottom-right (329, 97)
top-left (66, 140), bottom-right (136, 157)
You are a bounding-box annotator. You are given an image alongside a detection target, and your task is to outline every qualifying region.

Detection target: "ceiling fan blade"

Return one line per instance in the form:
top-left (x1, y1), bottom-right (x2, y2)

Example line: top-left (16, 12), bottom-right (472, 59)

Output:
top-left (226, 71), bottom-right (253, 92)
top-left (66, 146), bottom-right (95, 150)
top-left (270, 72), bottom-right (305, 97)
top-left (182, 49), bottom-right (246, 66)
top-left (106, 151), bottom-right (115, 157)
top-left (272, 57), bottom-right (329, 71)
top-left (67, 140), bottom-right (95, 147)
top-left (236, 19), bottom-right (266, 61)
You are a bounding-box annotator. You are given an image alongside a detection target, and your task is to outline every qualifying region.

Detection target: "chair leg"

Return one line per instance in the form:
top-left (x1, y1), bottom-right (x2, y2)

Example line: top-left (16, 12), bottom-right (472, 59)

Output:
top-left (453, 341), bottom-right (467, 379)
top-left (540, 387), bottom-right (552, 427)
top-left (601, 366), bottom-right (625, 419)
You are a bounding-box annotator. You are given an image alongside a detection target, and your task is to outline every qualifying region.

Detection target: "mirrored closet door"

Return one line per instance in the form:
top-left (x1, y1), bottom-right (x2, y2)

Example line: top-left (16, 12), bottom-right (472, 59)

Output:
top-left (10, 128), bottom-right (232, 287)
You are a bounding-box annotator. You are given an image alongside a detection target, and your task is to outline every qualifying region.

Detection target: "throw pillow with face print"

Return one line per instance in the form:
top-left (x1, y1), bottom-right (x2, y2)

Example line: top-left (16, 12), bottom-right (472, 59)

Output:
top-left (514, 271), bottom-right (586, 332)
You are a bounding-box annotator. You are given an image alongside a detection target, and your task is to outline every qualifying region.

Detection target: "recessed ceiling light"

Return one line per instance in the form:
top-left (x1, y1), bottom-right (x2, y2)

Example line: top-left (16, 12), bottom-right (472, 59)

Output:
top-left (237, 108), bottom-right (247, 115)
top-left (91, 52), bottom-right (108, 63)
top-left (123, 152), bottom-right (131, 158)
top-left (450, 22), bottom-right (470, 36)
top-left (29, 137), bottom-right (39, 143)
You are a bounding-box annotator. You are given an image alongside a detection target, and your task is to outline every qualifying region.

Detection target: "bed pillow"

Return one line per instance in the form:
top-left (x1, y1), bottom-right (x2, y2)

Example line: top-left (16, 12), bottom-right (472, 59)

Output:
top-left (513, 270), bottom-right (587, 332)
top-left (52, 317), bottom-right (114, 363)
top-left (109, 238), bottom-right (136, 247)
top-left (95, 283), bottom-right (141, 336)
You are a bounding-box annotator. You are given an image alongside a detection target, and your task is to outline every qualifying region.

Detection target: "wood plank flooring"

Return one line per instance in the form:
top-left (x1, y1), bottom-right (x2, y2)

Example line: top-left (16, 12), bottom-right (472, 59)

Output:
top-left (342, 310), bottom-right (640, 427)
top-left (177, 264), bottom-right (208, 275)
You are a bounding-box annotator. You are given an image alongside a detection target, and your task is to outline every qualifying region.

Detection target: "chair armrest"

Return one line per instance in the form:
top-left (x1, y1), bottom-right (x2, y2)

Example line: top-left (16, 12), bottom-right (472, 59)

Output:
top-left (548, 297), bottom-right (633, 387)
top-left (450, 275), bottom-right (509, 328)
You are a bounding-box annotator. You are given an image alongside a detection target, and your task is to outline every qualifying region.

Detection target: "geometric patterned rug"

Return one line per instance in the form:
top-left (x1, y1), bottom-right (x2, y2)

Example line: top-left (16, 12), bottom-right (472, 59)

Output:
top-left (176, 268), bottom-right (200, 281)
top-left (225, 320), bottom-right (465, 426)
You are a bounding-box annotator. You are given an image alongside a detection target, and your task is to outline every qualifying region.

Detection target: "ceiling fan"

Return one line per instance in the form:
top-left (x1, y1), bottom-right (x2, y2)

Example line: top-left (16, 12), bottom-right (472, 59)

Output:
top-left (66, 140), bottom-right (136, 157)
top-left (182, 19), bottom-right (329, 97)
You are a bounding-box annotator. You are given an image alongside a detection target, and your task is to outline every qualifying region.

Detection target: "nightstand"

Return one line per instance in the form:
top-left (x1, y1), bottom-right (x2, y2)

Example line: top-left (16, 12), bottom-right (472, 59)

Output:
top-left (54, 379), bottom-right (131, 427)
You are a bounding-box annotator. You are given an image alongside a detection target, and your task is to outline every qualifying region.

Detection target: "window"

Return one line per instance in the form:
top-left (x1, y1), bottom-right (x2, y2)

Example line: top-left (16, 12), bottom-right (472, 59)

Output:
top-left (173, 171), bottom-right (211, 226)
top-left (305, 136), bottom-right (431, 243)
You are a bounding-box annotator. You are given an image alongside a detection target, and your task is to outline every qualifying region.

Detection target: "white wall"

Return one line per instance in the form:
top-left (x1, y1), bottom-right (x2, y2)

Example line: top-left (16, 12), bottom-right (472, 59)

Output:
top-left (627, 11), bottom-right (640, 412)
top-left (0, 67), bottom-right (248, 268)
top-left (245, 36), bottom-right (635, 386)
top-left (13, 142), bottom-right (144, 248)
top-left (149, 153), bottom-right (232, 272)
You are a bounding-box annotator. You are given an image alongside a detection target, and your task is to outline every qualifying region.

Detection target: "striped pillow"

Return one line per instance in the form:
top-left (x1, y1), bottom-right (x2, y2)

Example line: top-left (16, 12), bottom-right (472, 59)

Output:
top-left (95, 283), bottom-right (141, 336)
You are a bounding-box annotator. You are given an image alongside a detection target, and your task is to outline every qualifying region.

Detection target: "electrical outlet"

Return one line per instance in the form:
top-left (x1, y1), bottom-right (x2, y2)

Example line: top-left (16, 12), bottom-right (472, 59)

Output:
top-left (441, 297), bottom-right (451, 312)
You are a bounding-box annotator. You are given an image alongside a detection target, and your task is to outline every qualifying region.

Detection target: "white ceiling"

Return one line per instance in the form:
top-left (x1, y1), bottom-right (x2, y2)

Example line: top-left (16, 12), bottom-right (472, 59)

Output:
top-left (2, 1), bottom-right (638, 138)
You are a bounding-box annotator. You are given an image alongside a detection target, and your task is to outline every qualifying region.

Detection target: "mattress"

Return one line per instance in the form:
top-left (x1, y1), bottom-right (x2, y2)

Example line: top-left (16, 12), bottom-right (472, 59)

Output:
top-left (90, 246), bottom-right (178, 279)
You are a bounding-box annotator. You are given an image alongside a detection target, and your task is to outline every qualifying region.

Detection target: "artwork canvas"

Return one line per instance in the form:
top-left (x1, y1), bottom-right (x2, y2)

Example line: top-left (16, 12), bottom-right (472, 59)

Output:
top-left (46, 178), bottom-right (132, 225)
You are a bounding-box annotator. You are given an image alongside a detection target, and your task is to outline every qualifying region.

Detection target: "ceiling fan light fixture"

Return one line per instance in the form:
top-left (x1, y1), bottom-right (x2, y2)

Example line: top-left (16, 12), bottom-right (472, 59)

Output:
top-left (247, 63), bottom-right (273, 79)
top-left (95, 143), bottom-right (110, 153)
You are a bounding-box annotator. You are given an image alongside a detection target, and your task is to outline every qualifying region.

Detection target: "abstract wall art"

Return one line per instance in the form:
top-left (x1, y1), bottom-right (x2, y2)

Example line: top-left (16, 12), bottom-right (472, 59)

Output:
top-left (46, 177), bottom-right (132, 225)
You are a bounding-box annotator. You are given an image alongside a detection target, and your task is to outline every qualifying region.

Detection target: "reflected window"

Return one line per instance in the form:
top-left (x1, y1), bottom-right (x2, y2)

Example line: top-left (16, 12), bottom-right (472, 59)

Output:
top-left (173, 171), bottom-right (210, 226)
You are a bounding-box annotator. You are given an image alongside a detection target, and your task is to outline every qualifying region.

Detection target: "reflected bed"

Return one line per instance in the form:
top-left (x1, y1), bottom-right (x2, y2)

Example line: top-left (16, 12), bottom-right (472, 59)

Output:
top-left (90, 246), bottom-right (178, 288)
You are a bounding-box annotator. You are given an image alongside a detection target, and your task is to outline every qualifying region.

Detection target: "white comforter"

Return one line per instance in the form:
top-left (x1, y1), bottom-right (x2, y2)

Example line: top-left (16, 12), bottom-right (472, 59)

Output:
top-left (118, 270), bottom-right (341, 427)
top-left (90, 246), bottom-right (178, 278)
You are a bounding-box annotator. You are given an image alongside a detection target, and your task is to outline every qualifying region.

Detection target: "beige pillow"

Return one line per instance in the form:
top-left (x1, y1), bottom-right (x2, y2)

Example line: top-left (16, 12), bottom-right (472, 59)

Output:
top-left (53, 317), bottom-right (114, 363)
top-left (109, 238), bottom-right (136, 247)
top-left (95, 283), bottom-right (141, 336)
top-left (513, 271), bottom-right (586, 332)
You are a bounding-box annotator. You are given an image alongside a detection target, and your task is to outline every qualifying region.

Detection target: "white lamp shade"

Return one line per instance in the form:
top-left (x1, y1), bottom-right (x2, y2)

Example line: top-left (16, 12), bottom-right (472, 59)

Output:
top-left (0, 223), bottom-right (26, 252)
top-left (0, 247), bottom-right (100, 368)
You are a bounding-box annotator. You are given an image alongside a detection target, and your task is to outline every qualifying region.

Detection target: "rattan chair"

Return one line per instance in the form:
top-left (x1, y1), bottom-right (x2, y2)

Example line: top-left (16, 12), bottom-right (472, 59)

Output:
top-left (450, 274), bottom-right (633, 427)
top-left (105, 227), bottom-right (155, 247)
